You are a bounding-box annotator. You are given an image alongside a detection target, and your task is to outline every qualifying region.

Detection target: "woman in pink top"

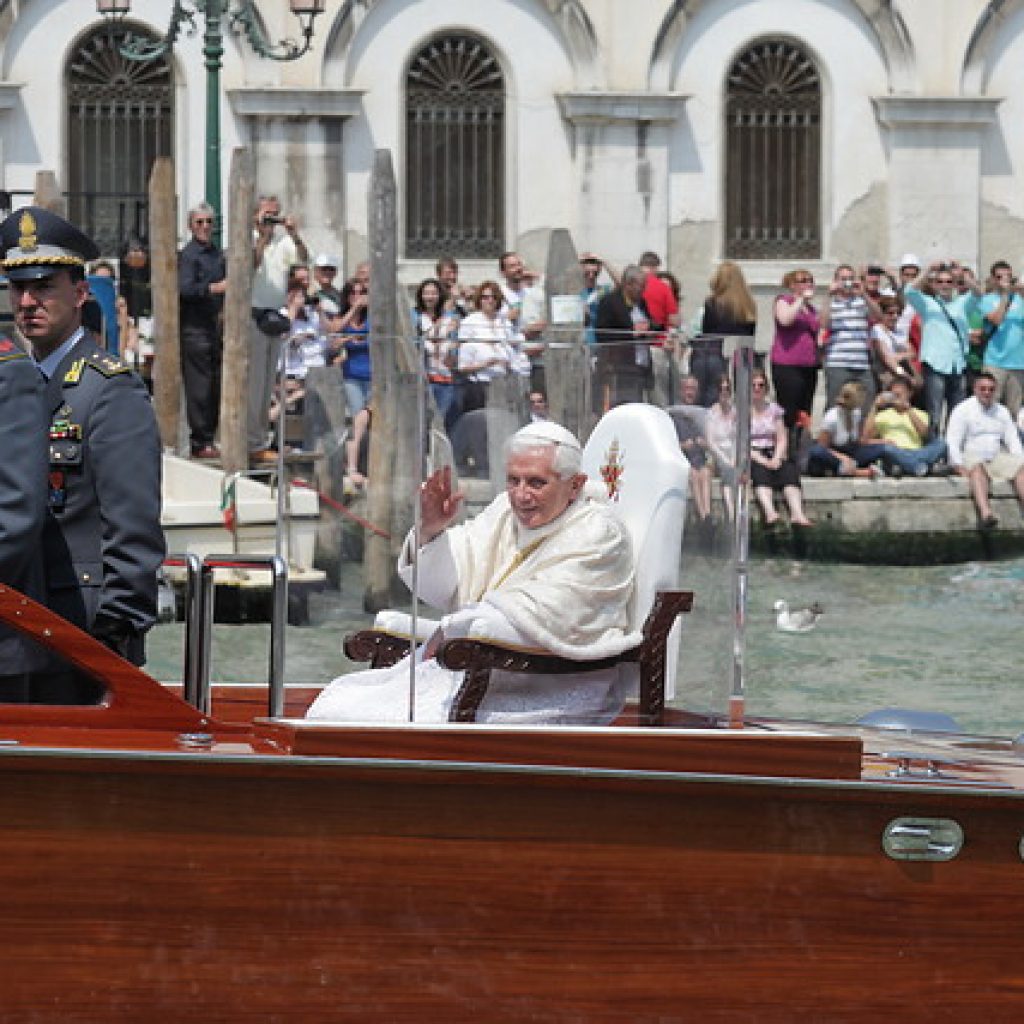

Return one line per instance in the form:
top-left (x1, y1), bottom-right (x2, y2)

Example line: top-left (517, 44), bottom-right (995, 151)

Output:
top-left (771, 268), bottom-right (821, 436)
top-left (750, 369), bottom-right (813, 528)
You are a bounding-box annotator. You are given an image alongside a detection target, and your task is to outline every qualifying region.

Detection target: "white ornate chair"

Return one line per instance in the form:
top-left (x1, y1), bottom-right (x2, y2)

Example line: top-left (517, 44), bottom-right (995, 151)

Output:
top-left (344, 403), bottom-right (692, 724)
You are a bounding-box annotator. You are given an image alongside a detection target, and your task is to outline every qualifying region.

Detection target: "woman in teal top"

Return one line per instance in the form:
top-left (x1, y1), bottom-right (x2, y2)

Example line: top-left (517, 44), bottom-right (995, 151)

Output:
top-left (903, 261), bottom-right (980, 436)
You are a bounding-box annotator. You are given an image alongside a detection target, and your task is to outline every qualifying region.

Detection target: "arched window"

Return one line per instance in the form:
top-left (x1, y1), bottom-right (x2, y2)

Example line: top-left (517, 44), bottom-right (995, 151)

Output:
top-left (405, 34), bottom-right (504, 259)
top-left (65, 25), bottom-right (173, 254)
top-left (725, 40), bottom-right (821, 260)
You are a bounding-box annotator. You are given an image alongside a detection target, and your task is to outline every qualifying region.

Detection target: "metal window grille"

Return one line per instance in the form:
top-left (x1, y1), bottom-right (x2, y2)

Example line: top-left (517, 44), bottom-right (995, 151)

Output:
top-left (65, 24), bottom-right (172, 255)
top-left (405, 34), bottom-right (504, 259)
top-left (725, 41), bottom-right (821, 260)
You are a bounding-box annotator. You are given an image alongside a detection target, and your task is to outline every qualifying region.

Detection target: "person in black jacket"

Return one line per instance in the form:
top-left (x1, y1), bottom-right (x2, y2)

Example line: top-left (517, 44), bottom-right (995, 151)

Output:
top-left (593, 265), bottom-right (654, 409)
top-left (178, 202), bottom-right (226, 458)
top-left (0, 206), bottom-right (165, 700)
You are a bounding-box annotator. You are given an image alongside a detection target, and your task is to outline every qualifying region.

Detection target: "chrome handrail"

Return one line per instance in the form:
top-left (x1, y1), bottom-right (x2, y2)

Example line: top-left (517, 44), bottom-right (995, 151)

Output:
top-left (198, 554), bottom-right (289, 718)
top-left (161, 553), bottom-right (203, 710)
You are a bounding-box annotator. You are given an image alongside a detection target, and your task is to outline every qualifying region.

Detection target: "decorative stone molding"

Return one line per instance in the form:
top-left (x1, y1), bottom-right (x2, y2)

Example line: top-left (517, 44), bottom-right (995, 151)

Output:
top-left (873, 96), bottom-right (1001, 129)
top-left (557, 91), bottom-right (686, 126)
top-left (228, 88), bottom-right (364, 120)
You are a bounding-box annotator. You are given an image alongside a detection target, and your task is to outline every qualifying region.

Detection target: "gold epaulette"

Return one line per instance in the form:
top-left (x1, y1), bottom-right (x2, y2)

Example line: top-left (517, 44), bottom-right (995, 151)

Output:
top-left (85, 351), bottom-right (130, 377)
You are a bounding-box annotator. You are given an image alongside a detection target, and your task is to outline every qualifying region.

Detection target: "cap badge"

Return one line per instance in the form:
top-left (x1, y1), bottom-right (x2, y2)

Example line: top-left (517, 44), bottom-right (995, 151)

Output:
top-left (18, 211), bottom-right (38, 252)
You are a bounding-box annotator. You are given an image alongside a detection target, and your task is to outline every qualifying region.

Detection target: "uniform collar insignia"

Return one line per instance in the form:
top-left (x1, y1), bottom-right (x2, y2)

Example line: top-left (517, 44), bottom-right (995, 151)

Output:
top-left (64, 358), bottom-right (85, 385)
top-left (18, 211), bottom-right (37, 252)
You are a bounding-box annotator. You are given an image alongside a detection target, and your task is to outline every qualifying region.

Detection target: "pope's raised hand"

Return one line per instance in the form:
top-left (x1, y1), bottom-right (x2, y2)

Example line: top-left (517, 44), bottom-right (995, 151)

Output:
top-left (419, 466), bottom-right (464, 544)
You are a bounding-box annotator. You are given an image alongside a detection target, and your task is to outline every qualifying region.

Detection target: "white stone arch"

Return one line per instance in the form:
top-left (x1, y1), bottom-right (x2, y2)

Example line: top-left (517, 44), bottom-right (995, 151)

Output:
top-left (962, 0), bottom-right (1022, 95)
top-left (649, 0), bottom-right (915, 94)
top-left (328, 0), bottom-right (583, 263)
top-left (321, 0), bottom-right (604, 89)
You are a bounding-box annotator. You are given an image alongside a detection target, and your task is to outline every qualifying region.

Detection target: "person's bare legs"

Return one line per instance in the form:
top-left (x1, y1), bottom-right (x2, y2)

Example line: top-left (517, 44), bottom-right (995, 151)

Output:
top-left (755, 485), bottom-right (779, 525)
top-left (783, 484), bottom-right (813, 526)
top-left (1013, 467), bottom-right (1024, 516)
top-left (692, 466), bottom-right (712, 519)
top-left (969, 463), bottom-right (995, 523)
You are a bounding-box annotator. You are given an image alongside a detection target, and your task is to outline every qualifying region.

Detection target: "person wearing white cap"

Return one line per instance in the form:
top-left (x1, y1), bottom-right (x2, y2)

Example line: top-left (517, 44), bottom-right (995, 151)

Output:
top-left (311, 253), bottom-right (342, 307)
top-left (307, 421), bottom-right (639, 724)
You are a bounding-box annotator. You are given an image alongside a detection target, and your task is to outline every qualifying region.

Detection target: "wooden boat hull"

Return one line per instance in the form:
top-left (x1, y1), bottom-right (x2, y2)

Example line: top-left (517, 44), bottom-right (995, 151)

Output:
top-left (1, 734), bottom-right (1022, 1021)
top-left (0, 585), bottom-right (1021, 1020)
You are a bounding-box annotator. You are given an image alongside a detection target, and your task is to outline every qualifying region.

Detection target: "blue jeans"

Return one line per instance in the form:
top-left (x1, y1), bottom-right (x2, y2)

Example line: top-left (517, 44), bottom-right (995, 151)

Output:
top-left (881, 438), bottom-right (947, 474)
top-left (343, 377), bottom-right (371, 417)
top-left (923, 364), bottom-right (965, 437)
top-left (807, 442), bottom-right (887, 476)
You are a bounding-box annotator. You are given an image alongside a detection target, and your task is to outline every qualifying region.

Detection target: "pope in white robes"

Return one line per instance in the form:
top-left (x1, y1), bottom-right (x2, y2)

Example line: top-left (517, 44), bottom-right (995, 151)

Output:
top-left (306, 421), bottom-right (640, 724)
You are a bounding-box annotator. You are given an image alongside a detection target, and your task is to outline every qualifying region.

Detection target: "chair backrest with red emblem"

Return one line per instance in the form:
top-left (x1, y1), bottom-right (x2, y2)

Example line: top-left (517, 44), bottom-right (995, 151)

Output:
top-left (581, 403), bottom-right (690, 695)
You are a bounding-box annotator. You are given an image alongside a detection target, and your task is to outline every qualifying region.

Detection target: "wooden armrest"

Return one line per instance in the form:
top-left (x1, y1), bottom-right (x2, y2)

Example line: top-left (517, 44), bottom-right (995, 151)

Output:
top-left (343, 630), bottom-right (412, 669)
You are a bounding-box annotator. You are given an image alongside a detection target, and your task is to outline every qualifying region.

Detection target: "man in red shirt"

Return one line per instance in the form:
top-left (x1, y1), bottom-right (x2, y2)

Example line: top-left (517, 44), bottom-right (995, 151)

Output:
top-left (639, 251), bottom-right (678, 333)
top-left (638, 251), bottom-right (679, 405)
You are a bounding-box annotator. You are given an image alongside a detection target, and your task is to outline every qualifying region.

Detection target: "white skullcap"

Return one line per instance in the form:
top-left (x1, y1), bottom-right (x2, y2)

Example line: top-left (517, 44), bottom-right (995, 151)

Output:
top-left (512, 420), bottom-right (581, 452)
top-left (899, 252), bottom-right (920, 269)
top-left (509, 420), bottom-right (582, 477)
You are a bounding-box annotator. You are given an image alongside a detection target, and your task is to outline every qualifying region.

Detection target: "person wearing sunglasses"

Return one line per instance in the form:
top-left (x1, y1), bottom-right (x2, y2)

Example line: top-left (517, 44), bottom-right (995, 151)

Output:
top-left (178, 202), bottom-right (226, 460)
top-left (749, 370), bottom-right (813, 529)
top-left (456, 281), bottom-right (529, 415)
top-left (903, 260), bottom-right (982, 437)
top-left (772, 268), bottom-right (821, 449)
top-left (819, 264), bottom-right (884, 417)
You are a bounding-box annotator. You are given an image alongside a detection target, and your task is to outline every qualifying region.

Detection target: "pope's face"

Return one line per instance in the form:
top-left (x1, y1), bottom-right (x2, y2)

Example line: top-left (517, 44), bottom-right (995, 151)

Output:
top-left (10, 269), bottom-right (88, 358)
top-left (506, 446), bottom-right (584, 530)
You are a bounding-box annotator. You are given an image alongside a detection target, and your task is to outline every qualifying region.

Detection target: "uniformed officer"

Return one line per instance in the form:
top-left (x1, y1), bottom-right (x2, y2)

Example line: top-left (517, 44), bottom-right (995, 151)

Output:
top-left (0, 207), bottom-right (165, 687)
top-left (0, 333), bottom-right (49, 696)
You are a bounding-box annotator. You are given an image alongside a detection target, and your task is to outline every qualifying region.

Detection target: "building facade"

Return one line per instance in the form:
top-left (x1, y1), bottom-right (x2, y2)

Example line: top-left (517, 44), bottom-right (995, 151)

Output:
top-left (1, 0), bottom-right (1022, 336)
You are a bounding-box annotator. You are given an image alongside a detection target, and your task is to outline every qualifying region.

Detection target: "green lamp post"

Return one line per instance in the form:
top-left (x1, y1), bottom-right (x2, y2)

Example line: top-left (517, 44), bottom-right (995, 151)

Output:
top-left (96, 0), bottom-right (326, 241)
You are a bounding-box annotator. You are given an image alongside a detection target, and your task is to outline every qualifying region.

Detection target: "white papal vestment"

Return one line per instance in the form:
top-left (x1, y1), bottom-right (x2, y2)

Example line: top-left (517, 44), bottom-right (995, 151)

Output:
top-left (306, 488), bottom-right (640, 724)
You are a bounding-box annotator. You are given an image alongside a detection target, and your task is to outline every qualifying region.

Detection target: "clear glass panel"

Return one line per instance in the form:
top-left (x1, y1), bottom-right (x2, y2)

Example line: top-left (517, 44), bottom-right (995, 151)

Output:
top-left (141, 292), bottom-right (1024, 738)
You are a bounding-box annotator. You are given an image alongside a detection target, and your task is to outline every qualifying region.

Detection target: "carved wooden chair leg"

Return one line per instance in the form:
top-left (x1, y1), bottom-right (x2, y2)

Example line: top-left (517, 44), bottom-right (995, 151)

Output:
top-left (637, 591), bottom-right (694, 727)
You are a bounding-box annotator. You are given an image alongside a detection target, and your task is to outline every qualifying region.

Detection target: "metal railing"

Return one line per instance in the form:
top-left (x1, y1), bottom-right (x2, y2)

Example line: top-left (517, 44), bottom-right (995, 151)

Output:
top-left (167, 552), bottom-right (289, 719)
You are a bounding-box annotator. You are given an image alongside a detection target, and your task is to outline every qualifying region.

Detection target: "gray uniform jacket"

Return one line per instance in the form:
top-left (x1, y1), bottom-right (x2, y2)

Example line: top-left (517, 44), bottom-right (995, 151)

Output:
top-left (0, 339), bottom-right (48, 673)
top-left (42, 333), bottom-right (165, 665)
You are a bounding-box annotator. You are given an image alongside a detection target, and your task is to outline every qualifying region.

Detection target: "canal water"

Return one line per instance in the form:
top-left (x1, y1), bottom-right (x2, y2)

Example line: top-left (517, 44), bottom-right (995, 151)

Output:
top-left (146, 547), bottom-right (1024, 738)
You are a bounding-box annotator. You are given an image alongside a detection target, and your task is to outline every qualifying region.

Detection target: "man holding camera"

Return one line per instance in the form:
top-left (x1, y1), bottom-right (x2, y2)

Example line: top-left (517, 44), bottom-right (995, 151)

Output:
top-left (979, 260), bottom-right (1024, 420)
top-left (820, 263), bottom-right (883, 412)
top-left (249, 195), bottom-right (308, 462)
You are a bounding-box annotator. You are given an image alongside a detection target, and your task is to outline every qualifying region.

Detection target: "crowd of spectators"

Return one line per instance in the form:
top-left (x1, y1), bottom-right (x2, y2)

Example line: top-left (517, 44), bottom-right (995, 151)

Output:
top-left (668, 255), bottom-right (1024, 531)
top-left (82, 202), bottom-right (1024, 531)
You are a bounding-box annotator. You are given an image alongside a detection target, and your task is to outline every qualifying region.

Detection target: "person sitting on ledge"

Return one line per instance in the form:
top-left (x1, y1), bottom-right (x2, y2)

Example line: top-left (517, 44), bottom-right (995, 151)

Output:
top-left (862, 377), bottom-right (947, 478)
top-left (806, 381), bottom-right (886, 478)
top-left (945, 371), bottom-right (1024, 529)
top-left (749, 369), bottom-right (813, 528)
top-left (306, 421), bottom-right (641, 725)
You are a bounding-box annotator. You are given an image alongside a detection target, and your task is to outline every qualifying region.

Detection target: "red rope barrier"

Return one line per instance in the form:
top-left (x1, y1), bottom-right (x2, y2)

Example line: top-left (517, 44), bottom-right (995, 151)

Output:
top-left (291, 478), bottom-right (392, 539)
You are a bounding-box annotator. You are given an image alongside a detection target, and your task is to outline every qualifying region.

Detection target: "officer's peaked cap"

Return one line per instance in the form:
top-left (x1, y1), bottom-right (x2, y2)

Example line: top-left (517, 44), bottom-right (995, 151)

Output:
top-left (0, 206), bottom-right (100, 281)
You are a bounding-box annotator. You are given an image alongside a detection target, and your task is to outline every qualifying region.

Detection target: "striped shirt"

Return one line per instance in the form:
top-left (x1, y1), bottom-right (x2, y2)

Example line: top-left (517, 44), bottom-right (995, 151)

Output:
top-left (824, 295), bottom-right (872, 370)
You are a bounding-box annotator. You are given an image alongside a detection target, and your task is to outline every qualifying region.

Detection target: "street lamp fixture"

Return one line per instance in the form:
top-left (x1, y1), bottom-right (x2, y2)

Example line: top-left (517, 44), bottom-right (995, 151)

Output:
top-left (96, 0), bottom-right (327, 238)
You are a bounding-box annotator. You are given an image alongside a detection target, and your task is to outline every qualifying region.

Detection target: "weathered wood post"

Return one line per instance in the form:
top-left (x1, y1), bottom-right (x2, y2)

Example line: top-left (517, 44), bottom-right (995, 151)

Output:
top-left (543, 229), bottom-right (590, 440)
top-left (219, 149), bottom-right (255, 474)
top-left (32, 171), bottom-right (64, 214)
top-left (148, 157), bottom-right (181, 451)
top-left (364, 150), bottom-right (420, 611)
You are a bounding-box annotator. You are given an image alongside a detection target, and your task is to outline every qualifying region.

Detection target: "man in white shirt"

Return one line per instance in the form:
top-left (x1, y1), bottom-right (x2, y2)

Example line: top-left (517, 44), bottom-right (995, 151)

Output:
top-left (945, 372), bottom-right (1024, 528)
top-left (307, 421), bottom-right (639, 724)
top-left (249, 195), bottom-right (308, 461)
